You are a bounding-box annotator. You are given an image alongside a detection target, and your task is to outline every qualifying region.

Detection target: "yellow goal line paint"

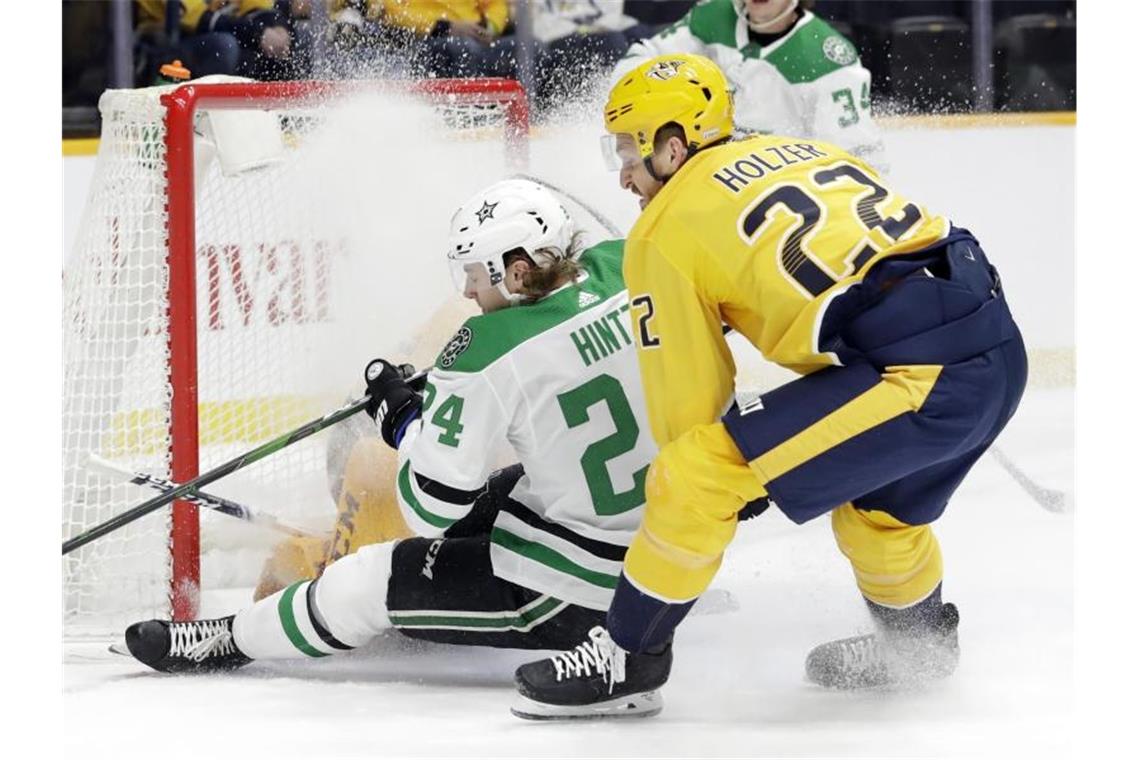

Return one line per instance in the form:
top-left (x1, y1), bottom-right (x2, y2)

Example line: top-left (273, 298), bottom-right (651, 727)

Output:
top-left (62, 138), bottom-right (101, 156)
top-left (877, 111), bottom-right (1075, 129)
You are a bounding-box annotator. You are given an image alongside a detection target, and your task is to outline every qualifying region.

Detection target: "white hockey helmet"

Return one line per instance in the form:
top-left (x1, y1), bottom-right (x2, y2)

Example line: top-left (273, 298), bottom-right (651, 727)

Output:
top-left (732, 0), bottom-right (800, 33)
top-left (446, 179), bottom-right (575, 303)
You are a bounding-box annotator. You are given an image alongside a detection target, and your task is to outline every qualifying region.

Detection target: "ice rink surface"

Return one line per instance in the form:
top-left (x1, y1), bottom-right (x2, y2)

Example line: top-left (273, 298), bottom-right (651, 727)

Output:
top-left (62, 108), bottom-right (1075, 758)
top-left (64, 385), bottom-right (1072, 759)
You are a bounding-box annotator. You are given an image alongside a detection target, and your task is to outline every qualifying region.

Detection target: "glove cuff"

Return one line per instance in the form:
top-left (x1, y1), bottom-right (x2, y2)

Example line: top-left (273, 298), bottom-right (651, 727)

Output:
top-left (379, 390), bottom-right (423, 449)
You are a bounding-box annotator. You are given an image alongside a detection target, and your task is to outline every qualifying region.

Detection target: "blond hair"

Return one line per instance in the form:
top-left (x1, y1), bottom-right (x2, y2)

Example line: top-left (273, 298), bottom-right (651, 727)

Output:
top-left (506, 231), bottom-right (589, 303)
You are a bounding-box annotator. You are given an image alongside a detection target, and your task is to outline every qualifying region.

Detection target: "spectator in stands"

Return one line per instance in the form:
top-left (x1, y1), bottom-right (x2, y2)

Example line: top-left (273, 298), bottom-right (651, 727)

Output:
top-left (137, 1), bottom-right (307, 82)
top-left (328, 0), bottom-right (385, 59)
top-left (611, 0), bottom-right (888, 170)
top-left (531, 1), bottom-right (657, 111)
top-left (378, 0), bottom-right (516, 78)
top-left (137, 0), bottom-right (240, 78)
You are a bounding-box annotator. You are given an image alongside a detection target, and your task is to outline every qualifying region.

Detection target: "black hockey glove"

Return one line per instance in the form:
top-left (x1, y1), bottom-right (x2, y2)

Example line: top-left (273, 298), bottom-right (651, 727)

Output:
top-left (364, 359), bottom-right (423, 449)
top-left (737, 496), bottom-right (770, 522)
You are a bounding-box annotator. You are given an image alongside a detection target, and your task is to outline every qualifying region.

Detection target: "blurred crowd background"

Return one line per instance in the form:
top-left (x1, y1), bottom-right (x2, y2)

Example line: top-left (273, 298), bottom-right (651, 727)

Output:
top-left (62, 1), bottom-right (1077, 139)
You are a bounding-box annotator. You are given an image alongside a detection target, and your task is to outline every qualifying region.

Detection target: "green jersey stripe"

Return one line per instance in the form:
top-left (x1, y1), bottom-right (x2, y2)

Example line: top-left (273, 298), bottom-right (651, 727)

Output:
top-left (398, 461), bottom-right (457, 530)
top-left (490, 527), bottom-right (619, 590)
top-left (278, 582), bottom-right (327, 658)
top-left (389, 596), bottom-right (565, 631)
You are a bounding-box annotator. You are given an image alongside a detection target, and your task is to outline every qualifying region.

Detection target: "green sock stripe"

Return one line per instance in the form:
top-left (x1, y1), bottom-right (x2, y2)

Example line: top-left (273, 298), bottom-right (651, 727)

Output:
top-left (490, 527), bottom-right (619, 589)
top-left (390, 595), bottom-right (564, 630)
top-left (278, 582), bottom-right (328, 658)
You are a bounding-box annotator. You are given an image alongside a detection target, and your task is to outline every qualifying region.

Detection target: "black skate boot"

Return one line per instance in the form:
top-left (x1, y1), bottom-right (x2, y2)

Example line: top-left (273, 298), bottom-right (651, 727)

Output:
top-left (805, 599), bottom-right (960, 689)
top-left (512, 626), bottom-right (672, 720)
top-left (125, 615), bottom-right (252, 674)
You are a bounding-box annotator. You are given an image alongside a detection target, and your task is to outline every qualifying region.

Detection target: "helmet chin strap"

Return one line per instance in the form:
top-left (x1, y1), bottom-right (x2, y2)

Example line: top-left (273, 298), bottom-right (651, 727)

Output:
top-left (497, 283), bottom-right (526, 306)
top-left (741, 0), bottom-right (800, 33)
top-left (496, 248), bottom-right (563, 306)
top-left (642, 155), bottom-right (664, 183)
top-left (643, 154), bottom-right (680, 186)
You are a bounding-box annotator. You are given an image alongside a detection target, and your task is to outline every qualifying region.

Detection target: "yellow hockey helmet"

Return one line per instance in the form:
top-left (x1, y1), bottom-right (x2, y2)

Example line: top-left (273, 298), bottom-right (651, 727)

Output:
top-left (603, 53), bottom-right (734, 164)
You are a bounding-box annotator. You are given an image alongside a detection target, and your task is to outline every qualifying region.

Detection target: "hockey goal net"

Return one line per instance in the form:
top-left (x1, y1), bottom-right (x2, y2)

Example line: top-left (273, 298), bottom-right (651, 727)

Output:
top-left (63, 77), bottom-right (529, 637)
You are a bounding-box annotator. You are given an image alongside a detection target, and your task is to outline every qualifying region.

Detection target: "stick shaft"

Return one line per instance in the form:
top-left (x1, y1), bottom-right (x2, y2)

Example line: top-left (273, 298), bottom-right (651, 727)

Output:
top-left (63, 395), bottom-right (369, 554)
top-left (988, 445), bottom-right (1070, 513)
top-left (87, 454), bottom-right (318, 538)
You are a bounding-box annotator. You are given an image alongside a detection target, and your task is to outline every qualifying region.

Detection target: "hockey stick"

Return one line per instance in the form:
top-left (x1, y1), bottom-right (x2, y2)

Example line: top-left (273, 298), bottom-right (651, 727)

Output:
top-left (510, 173), bottom-right (623, 237)
top-left (85, 453), bottom-right (321, 539)
top-left (988, 445), bottom-right (1073, 514)
top-left (62, 368), bottom-right (428, 555)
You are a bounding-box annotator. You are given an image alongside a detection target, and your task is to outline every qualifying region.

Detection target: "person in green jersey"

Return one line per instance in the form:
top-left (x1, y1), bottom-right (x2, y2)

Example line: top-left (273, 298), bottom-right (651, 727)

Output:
top-left (612, 0), bottom-right (888, 170)
top-left (122, 179), bottom-right (666, 676)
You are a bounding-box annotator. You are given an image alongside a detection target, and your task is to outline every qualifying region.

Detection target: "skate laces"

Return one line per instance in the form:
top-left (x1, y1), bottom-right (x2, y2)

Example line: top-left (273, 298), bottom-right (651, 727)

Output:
top-left (169, 619), bottom-right (237, 663)
top-left (549, 626), bottom-right (627, 693)
top-left (836, 635), bottom-right (883, 670)
top-left (837, 629), bottom-right (951, 671)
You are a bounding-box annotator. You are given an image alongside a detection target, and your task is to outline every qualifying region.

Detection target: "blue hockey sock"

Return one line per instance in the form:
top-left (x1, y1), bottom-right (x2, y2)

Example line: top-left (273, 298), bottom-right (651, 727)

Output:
top-left (606, 572), bottom-right (695, 653)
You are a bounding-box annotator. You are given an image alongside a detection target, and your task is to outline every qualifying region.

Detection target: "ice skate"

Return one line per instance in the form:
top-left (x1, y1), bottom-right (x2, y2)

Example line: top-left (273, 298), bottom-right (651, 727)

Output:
top-left (125, 615), bottom-right (252, 674)
top-left (805, 602), bottom-right (960, 689)
top-left (511, 626), bottom-right (671, 720)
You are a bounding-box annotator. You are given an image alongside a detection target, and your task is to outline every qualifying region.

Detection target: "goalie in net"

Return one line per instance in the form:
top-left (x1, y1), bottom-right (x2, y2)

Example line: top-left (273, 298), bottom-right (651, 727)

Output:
top-left (123, 179), bottom-right (667, 690)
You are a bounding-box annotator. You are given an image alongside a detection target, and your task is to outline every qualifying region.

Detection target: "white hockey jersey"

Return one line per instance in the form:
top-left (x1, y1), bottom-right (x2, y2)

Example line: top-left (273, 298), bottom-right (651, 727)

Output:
top-left (613, 0), bottom-right (888, 170)
top-left (395, 240), bottom-right (656, 610)
top-left (532, 1), bottom-right (639, 43)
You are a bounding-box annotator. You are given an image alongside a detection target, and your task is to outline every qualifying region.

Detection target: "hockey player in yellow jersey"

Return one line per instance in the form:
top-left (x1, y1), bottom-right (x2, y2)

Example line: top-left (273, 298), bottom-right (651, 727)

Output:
top-left (512, 53), bottom-right (1027, 720)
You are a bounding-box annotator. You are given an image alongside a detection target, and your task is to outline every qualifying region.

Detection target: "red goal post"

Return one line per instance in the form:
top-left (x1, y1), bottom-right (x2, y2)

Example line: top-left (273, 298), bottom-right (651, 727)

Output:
top-left (63, 77), bottom-right (530, 635)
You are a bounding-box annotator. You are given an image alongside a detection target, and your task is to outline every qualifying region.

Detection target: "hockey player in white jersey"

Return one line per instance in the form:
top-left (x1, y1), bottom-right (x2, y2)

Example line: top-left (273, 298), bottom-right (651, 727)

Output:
top-left (123, 179), bottom-right (666, 678)
top-left (612, 0), bottom-right (887, 169)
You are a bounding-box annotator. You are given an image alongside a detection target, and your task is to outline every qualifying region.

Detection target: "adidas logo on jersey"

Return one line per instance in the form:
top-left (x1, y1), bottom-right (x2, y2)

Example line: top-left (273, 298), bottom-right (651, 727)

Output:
top-left (578, 291), bottom-right (600, 308)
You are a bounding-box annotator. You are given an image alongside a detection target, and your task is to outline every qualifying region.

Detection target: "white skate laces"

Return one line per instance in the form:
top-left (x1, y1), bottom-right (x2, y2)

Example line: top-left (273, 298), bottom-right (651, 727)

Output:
top-left (169, 619), bottom-right (238, 663)
top-left (550, 626), bottom-right (627, 693)
top-left (835, 634), bottom-right (883, 670)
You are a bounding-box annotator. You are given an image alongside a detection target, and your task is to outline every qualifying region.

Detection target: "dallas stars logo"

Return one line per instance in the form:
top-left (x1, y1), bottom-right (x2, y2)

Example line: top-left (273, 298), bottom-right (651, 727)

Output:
top-left (475, 201), bottom-right (498, 225)
top-left (438, 326), bottom-right (473, 369)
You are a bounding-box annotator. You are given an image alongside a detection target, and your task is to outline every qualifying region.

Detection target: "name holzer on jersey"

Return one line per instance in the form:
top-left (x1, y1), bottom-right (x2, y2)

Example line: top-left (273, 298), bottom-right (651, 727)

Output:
top-left (711, 142), bottom-right (832, 193)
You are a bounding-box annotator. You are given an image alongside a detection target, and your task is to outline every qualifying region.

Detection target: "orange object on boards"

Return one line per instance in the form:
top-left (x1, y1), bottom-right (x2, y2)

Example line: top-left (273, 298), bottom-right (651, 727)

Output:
top-left (160, 60), bottom-right (192, 81)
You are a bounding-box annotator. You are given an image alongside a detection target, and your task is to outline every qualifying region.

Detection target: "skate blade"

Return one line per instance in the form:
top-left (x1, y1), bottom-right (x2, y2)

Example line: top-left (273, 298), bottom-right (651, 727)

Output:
top-left (510, 691), bottom-right (662, 721)
top-left (108, 641), bottom-right (131, 657)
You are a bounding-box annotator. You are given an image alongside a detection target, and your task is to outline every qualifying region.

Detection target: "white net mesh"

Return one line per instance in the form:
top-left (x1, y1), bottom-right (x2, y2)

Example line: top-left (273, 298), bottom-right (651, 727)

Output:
top-left (64, 87), bottom-right (174, 637)
top-left (63, 78), bottom-right (527, 637)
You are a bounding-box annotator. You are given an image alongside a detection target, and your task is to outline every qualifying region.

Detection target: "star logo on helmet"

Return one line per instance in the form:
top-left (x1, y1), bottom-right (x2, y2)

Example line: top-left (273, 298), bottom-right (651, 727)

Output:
top-left (475, 201), bottom-right (498, 225)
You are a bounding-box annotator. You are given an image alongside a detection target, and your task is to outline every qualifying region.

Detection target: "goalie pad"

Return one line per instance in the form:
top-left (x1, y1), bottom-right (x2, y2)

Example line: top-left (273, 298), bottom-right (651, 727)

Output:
top-left (253, 437), bottom-right (414, 600)
top-left (254, 298), bottom-right (477, 600)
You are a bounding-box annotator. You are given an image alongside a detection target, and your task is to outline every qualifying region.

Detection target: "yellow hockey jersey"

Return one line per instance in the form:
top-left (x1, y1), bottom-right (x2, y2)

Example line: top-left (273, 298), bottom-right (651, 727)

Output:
top-left (623, 135), bottom-right (951, 447)
top-left (137, 0), bottom-right (275, 32)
